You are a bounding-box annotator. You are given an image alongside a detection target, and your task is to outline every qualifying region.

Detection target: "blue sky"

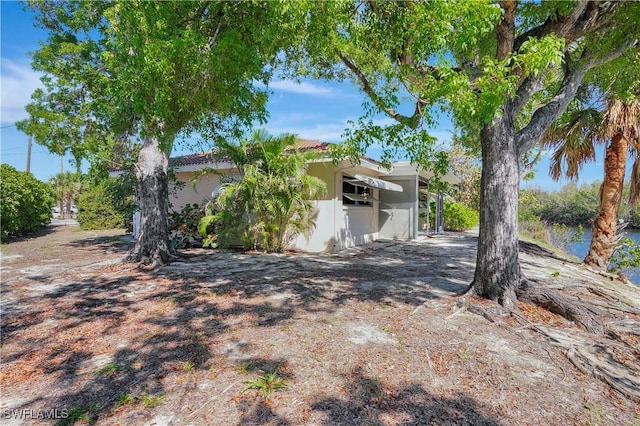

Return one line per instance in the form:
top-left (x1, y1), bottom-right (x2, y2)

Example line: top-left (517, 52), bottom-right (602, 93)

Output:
top-left (1, 1), bottom-right (607, 190)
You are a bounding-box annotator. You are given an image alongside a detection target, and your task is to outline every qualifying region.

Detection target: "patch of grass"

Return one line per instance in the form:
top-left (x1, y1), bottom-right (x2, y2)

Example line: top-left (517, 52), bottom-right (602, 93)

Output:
top-left (57, 403), bottom-right (99, 426)
top-left (551, 271), bottom-right (560, 278)
top-left (457, 349), bottom-right (474, 361)
top-left (115, 392), bottom-right (137, 408)
top-left (242, 369), bottom-right (288, 400)
top-left (183, 361), bottom-right (196, 374)
top-left (583, 400), bottom-right (606, 425)
top-left (234, 362), bottom-right (255, 375)
top-left (141, 394), bottom-right (165, 408)
top-left (94, 362), bottom-right (122, 377)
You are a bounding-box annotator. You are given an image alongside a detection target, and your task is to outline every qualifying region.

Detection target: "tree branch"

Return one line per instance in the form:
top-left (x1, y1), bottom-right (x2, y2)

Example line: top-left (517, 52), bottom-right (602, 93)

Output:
top-left (591, 38), bottom-right (638, 68)
top-left (513, 1), bottom-right (617, 52)
top-left (516, 36), bottom-right (637, 156)
top-left (338, 51), bottom-right (425, 129)
top-left (507, 73), bottom-right (547, 117)
top-left (515, 59), bottom-right (593, 156)
top-left (496, 1), bottom-right (517, 61)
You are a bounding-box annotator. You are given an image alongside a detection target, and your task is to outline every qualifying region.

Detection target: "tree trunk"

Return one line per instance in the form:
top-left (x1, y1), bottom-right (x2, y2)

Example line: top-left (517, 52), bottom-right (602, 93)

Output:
top-left (127, 136), bottom-right (173, 264)
top-left (468, 118), bottom-right (522, 310)
top-left (583, 133), bottom-right (628, 270)
top-left (65, 193), bottom-right (72, 219)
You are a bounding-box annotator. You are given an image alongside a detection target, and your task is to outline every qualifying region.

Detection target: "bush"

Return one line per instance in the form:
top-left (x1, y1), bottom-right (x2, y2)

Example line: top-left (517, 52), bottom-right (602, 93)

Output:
top-left (77, 177), bottom-right (135, 230)
top-left (168, 203), bottom-right (207, 249)
top-left (443, 201), bottom-right (479, 231)
top-left (610, 237), bottom-right (640, 277)
top-left (0, 164), bottom-right (53, 240)
top-left (202, 131), bottom-right (326, 252)
top-left (519, 217), bottom-right (551, 243)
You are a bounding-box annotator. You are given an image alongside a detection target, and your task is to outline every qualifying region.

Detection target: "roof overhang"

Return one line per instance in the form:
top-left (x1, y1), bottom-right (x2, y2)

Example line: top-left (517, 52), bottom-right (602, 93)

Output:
top-left (172, 161), bottom-right (235, 173)
top-left (388, 161), bottom-right (461, 185)
top-left (418, 170), bottom-right (462, 185)
top-left (349, 173), bottom-right (403, 192)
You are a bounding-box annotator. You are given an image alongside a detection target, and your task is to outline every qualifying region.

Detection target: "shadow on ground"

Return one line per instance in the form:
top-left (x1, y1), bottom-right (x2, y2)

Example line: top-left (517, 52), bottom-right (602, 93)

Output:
top-left (2, 232), bottom-right (503, 425)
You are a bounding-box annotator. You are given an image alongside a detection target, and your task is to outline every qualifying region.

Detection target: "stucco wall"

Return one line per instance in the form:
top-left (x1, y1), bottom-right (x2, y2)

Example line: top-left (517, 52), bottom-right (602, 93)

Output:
top-left (378, 177), bottom-right (418, 240)
top-left (336, 170), bottom-right (380, 250)
top-left (337, 203), bottom-right (379, 250)
top-left (289, 162), bottom-right (337, 252)
top-left (291, 166), bottom-right (382, 252)
top-left (169, 172), bottom-right (221, 212)
top-left (169, 161), bottom-right (387, 253)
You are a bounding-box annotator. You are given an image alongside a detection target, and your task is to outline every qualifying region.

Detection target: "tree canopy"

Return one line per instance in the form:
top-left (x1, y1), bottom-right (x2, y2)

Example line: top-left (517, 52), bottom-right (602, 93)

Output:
top-left (18, 1), bottom-right (300, 262)
top-left (295, 0), bottom-right (640, 308)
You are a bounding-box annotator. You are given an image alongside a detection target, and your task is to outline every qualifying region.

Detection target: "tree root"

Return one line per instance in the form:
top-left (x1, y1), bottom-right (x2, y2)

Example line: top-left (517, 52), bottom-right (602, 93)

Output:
top-left (511, 276), bottom-right (640, 401)
top-left (516, 279), bottom-right (612, 334)
top-left (566, 343), bottom-right (640, 402)
top-left (465, 274), bottom-right (640, 401)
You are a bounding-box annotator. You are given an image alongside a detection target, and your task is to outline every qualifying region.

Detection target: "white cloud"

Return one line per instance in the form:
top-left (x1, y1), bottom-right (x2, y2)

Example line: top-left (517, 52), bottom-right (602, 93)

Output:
top-left (269, 80), bottom-right (333, 96)
top-left (265, 115), bottom-right (454, 146)
top-left (266, 120), bottom-right (347, 142)
top-left (1, 58), bottom-right (42, 124)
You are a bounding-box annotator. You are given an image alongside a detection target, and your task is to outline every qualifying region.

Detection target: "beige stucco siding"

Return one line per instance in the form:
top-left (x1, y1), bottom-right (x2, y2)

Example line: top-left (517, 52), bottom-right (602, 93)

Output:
top-left (336, 169), bottom-right (380, 250)
top-left (305, 162), bottom-right (336, 200)
top-left (291, 163), bottom-right (382, 252)
top-left (169, 172), bottom-right (221, 212)
top-left (337, 203), bottom-right (379, 250)
top-left (378, 176), bottom-right (419, 240)
top-left (290, 162), bottom-right (336, 252)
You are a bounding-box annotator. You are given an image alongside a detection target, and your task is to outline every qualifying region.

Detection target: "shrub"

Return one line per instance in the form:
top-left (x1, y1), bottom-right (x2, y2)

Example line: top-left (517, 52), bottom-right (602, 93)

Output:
top-left (168, 203), bottom-right (207, 249)
top-left (202, 131), bottom-right (326, 252)
top-left (442, 201), bottom-right (479, 231)
top-left (609, 237), bottom-right (640, 278)
top-left (0, 164), bottom-right (53, 240)
top-left (519, 217), bottom-right (551, 243)
top-left (77, 177), bottom-right (135, 230)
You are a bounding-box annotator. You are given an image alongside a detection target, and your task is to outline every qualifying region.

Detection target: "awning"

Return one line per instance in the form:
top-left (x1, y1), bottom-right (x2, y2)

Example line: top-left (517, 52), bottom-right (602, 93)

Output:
top-left (350, 173), bottom-right (403, 192)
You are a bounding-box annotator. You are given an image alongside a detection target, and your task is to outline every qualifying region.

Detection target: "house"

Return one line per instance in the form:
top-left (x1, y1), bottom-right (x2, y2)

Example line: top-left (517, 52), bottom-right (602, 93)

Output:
top-left (166, 139), bottom-right (460, 252)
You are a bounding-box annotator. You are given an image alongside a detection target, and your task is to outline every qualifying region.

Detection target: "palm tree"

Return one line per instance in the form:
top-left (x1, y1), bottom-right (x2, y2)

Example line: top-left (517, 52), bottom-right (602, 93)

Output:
top-left (50, 172), bottom-right (81, 219)
top-left (542, 96), bottom-right (640, 270)
top-left (203, 130), bottom-right (327, 252)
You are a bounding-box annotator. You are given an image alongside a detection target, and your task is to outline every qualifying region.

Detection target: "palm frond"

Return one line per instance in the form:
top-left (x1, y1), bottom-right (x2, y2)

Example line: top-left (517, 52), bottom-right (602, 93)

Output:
top-left (603, 98), bottom-right (640, 140)
top-left (541, 107), bottom-right (604, 181)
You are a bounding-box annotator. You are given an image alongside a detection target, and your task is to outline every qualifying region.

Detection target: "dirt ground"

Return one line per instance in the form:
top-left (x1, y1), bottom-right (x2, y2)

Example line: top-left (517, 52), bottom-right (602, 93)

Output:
top-left (1, 223), bottom-right (639, 425)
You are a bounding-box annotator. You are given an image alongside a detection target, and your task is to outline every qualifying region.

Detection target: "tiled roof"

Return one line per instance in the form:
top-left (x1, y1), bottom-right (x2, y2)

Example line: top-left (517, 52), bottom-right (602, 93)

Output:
top-left (169, 139), bottom-right (331, 167)
top-left (293, 139), bottom-right (330, 152)
top-left (111, 138), bottom-right (380, 171)
top-left (170, 152), bottom-right (217, 167)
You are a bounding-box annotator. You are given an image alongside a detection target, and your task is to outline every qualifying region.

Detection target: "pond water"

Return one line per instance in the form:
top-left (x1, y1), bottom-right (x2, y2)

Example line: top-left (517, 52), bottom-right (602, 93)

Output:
top-left (562, 227), bottom-right (640, 285)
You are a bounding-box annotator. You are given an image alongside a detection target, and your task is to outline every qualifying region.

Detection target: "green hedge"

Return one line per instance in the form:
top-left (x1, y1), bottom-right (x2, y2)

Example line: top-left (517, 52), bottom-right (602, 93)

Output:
top-left (77, 177), bottom-right (135, 230)
top-left (443, 201), bottom-right (479, 231)
top-left (1, 164), bottom-right (53, 240)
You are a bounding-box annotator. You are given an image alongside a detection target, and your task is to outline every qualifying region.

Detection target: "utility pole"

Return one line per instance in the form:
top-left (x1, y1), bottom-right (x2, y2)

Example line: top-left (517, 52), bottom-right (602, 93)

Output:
top-left (26, 135), bottom-right (32, 173)
top-left (58, 154), bottom-right (64, 219)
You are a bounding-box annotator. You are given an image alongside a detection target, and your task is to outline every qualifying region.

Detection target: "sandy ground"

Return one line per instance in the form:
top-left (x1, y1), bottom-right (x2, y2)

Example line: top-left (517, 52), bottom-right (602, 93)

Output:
top-left (1, 223), bottom-right (639, 425)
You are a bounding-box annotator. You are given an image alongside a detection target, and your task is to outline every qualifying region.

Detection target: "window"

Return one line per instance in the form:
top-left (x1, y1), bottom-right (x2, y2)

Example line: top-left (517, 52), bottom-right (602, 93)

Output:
top-left (342, 179), bottom-right (374, 206)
